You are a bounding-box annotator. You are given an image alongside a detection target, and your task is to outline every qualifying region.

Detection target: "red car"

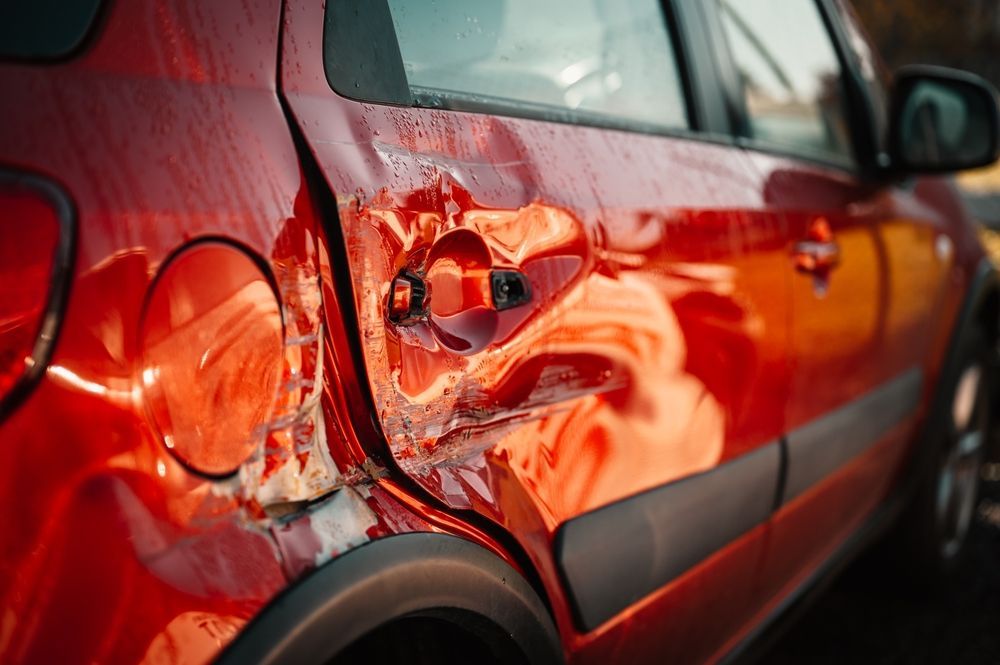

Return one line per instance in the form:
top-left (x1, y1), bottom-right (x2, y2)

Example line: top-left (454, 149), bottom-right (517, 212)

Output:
top-left (2, 1), bottom-right (999, 663)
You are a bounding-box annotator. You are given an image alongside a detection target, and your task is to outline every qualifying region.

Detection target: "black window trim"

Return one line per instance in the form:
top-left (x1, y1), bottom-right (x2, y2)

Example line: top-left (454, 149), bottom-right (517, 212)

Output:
top-left (323, 0), bottom-right (737, 142)
top-left (815, 0), bottom-right (888, 176)
top-left (0, 0), bottom-right (107, 63)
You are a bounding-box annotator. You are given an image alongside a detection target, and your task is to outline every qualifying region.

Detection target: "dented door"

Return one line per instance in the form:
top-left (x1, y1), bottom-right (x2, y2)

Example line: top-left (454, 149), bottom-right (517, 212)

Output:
top-left (281, 1), bottom-right (792, 661)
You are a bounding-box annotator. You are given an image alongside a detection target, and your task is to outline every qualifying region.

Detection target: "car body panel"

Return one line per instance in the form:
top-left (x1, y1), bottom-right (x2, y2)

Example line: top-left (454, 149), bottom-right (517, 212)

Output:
top-left (0, 2), bottom-right (515, 663)
top-left (740, 131), bottom-right (978, 619)
top-left (0, 0), bottom-right (993, 663)
top-left (0, 2), bottom-right (296, 660)
top-left (282, 0), bottom-right (800, 659)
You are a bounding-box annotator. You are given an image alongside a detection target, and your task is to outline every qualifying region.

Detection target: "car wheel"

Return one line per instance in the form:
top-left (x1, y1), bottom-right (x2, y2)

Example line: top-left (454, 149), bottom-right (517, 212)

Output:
top-left (901, 328), bottom-right (991, 580)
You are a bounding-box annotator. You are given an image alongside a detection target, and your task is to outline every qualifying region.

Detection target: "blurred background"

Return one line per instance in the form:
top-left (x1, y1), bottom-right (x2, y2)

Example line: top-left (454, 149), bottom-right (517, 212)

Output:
top-left (765, 3), bottom-right (1000, 662)
top-left (854, 1), bottom-right (1000, 230)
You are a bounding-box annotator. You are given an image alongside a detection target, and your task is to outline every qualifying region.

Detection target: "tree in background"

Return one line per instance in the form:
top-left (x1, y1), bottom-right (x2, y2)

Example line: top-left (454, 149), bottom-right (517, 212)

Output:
top-left (853, 2), bottom-right (1000, 223)
top-left (854, 0), bottom-right (1000, 88)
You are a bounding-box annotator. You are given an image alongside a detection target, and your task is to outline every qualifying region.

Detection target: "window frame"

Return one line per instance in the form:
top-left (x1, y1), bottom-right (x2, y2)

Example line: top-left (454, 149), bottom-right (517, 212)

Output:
top-left (697, 0), bottom-right (879, 176)
top-left (322, 0), bottom-right (732, 140)
top-left (821, 0), bottom-right (891, 175)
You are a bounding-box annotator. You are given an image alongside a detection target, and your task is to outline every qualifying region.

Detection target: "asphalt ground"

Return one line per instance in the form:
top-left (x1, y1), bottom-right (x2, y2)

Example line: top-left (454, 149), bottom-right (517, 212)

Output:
top-left (762, 466), bottom-right (1000, 664)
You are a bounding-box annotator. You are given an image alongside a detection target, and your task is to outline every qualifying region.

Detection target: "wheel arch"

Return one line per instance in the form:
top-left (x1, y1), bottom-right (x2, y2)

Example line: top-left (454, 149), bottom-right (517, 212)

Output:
top-left (216, 532), bottom-right (564, 665)
top-left (910, 258), bottom-right (998, 483)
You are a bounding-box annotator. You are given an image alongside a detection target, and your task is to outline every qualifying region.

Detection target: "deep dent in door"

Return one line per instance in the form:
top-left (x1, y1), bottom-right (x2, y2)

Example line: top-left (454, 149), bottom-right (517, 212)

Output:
top-left (281, 0), bottom-right (793, 656)
top-left (342, 175), bottom-right (728, 514)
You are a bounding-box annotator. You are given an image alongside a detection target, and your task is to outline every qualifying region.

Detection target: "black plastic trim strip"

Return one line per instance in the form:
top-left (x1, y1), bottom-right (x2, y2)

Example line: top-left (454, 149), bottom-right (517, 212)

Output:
top-left (679, 0), bottom-right (745, 137)
top-left (774, 436), bottom-right (789, 512)
top-left (217, 532), bottom-right (563, 665)
top-left (555, 442), bottom-right (781, 632)
top-left (0, 170), bottom-right (75, 423)
top-left (408, 85), bottom-right (691, 138)
top-left (782, 367), bottom-right (924, 504)
top-left (816, 0), bottom-right (883, 175)
top-left (666, 0), bottom-right (726, 134)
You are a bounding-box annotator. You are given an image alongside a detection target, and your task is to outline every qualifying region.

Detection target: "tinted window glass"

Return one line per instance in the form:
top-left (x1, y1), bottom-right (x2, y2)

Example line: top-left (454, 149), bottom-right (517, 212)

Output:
top-left (386, 0), bottom-right (689, 131)
top-left (0, 0), bottom-right (103, 59)
top-left (718, 0), bottom-right (853, 164)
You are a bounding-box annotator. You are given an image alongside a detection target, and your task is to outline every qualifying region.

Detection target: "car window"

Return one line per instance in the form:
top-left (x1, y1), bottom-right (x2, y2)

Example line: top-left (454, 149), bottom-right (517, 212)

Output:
top-left (716, 0), bottom-right (854, 165)
top-left (385, 0), bottom-right (689, 131)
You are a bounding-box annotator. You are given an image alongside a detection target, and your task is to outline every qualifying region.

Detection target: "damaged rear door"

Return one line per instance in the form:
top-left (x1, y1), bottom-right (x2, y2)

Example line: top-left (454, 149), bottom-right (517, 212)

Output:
top-left (280, 0), bottom-right (792, 661)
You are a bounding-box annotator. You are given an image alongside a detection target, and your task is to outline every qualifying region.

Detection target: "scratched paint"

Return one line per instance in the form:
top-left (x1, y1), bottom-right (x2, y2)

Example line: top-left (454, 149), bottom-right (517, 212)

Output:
top-left (0, 1), bottom-right (409, 662)
top-left (280, 2), bottom-right (797, 655)
top-left (340, 175), bottom-right (733, 517)
top-left (241, 219), bottom-right (345, 508)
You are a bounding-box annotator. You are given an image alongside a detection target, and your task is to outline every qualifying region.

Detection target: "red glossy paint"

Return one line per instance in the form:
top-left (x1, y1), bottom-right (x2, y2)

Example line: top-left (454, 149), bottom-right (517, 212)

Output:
top-left (743, 150), bottom-right (967, 609)
top-left (139, 242), bottom-right (284, 477)
top-left (0, 2), bottom-right (511, 663)
top-left (281, 0), bottom-right (790, 660)
top-left (0, 1), bottom-right (993, 664)
top-left (0, 1), bottom-right (299, 658)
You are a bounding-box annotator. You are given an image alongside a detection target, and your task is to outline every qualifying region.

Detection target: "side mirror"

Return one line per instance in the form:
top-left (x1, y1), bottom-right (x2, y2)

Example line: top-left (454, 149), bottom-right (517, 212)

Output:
top-left (888, 65), bottom-right (1000, 174)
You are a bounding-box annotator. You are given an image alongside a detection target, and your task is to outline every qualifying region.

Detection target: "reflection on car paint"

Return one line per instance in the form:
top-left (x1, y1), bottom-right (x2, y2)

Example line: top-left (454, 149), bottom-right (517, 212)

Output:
top-left (343, 176), bottom-right (739, 516)
top-left (0, 2), bottom-right (493, 661)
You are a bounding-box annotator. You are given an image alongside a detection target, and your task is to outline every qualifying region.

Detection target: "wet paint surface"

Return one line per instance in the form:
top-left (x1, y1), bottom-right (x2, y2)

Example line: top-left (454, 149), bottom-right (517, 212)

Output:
top-left (279, 1), bottom-right (987, 661)
top-left (281, 0), bottom-right (795, 660)
top-left (340, 178), bottom-right (790, 522)
top-left (0, 2), bottom-right (485, 664)
top-left (738, 150), bottom-right (965, 643)
top-left (0, 0), bottom-right (987, 663)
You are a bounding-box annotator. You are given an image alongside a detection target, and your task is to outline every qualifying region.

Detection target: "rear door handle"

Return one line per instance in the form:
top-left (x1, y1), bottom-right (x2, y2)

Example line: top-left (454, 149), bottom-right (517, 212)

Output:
top-left (386, 229), bottom-right (533, 355)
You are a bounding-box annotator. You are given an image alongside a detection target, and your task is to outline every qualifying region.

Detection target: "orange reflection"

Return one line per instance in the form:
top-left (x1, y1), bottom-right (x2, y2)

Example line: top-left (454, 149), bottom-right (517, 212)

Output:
top-left (139, 243), bottom-right (284, 477)
top-left (344, 180), bottom-right (766, 520)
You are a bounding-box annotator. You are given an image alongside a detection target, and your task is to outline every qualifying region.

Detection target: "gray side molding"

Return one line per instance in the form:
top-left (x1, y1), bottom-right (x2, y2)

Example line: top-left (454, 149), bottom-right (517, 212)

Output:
top-left (783, 367), bottom-right (923, 503)
top-left (556, 442), bottom-right (781, 631)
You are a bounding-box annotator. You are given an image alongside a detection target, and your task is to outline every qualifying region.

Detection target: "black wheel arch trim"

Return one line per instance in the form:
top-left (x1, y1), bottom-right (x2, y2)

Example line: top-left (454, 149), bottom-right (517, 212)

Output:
top-left (216, 532), bottom-right (564, 665)
top-left (909, 258), bottom-right (998, 486)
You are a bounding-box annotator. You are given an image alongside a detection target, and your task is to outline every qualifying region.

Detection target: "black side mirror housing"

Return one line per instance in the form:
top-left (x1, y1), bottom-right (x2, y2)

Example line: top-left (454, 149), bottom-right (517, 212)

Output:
top-left (888, 65), bottom-right (1000, 174)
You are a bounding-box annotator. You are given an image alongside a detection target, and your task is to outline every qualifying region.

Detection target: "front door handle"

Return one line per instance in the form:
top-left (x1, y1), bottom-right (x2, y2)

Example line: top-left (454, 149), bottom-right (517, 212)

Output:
top-left (794, 216), bottom-right (840, 274)
top-left (793, 239), bottom-right (840, 274)
top-left (793, 217), bottom-right (839, 297)
top-left (387, 266), bottom-right (532, 323)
